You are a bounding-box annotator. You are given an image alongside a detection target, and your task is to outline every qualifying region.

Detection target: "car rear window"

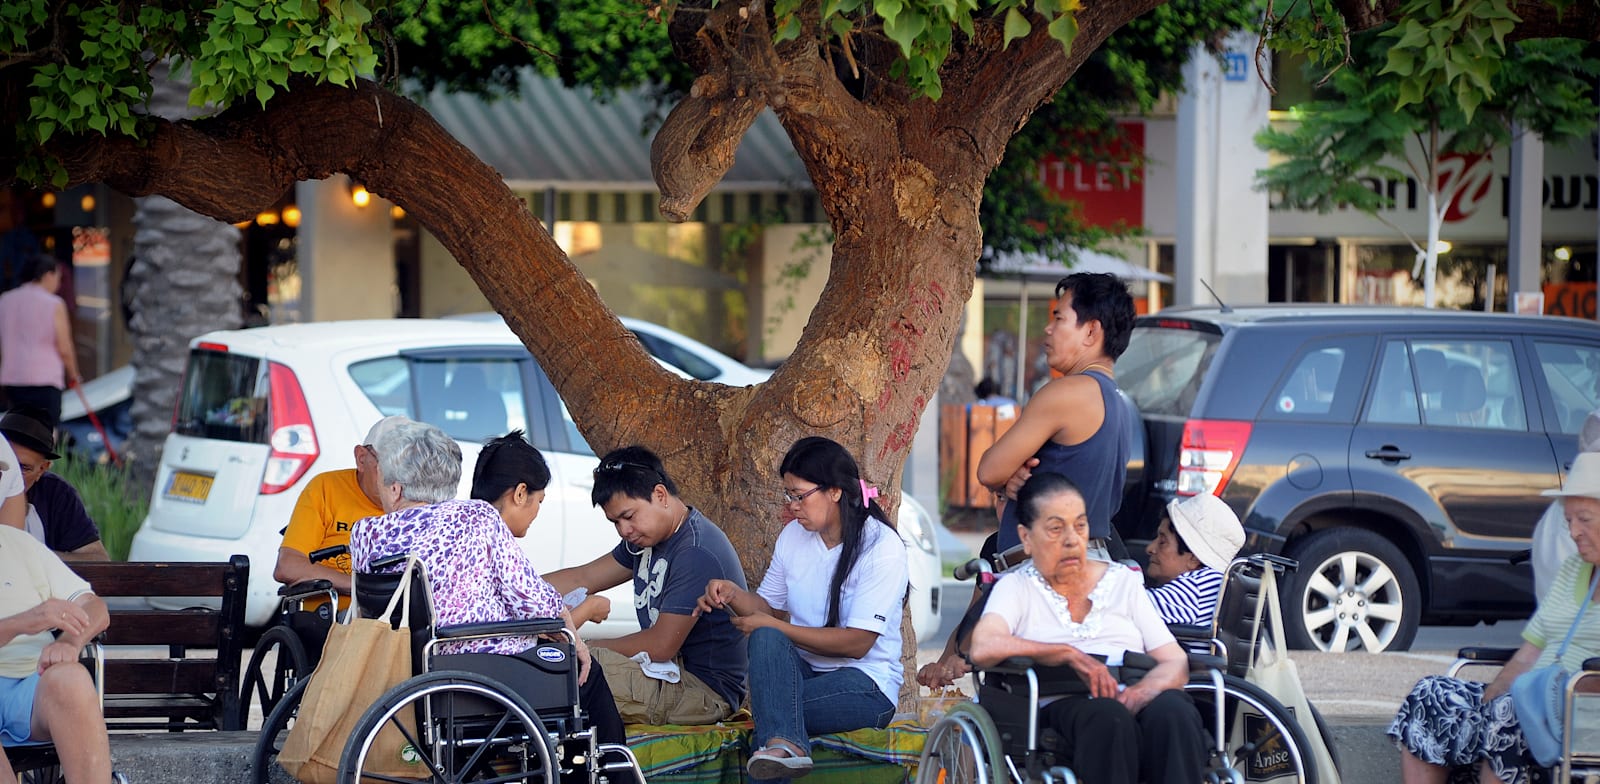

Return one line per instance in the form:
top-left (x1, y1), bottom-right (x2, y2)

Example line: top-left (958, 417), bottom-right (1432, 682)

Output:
top-left (350, 356), bottom-right (529, 444)
top-left (1117, 325), bottom-right (1222, 416)
top-left (174, 350), bottom-right (268, 443)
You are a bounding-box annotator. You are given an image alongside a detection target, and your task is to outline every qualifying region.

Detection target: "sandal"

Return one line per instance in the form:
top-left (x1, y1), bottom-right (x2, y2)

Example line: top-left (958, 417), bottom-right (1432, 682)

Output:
top-left (747, 741), bottom-right (814, 779)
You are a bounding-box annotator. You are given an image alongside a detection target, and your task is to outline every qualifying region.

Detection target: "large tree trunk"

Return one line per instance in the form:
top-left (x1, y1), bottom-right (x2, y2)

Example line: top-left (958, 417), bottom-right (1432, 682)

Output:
top-left (123, 67), bottom-right (244, 499)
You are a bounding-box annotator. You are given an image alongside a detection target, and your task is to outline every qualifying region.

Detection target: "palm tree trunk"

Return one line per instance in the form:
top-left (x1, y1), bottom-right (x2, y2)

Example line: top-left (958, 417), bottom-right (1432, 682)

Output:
top-left (123, 65), bottom-right (244, 499)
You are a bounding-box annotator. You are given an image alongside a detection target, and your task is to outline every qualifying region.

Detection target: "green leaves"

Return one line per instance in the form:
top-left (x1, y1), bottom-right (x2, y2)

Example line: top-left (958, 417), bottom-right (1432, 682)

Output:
top-left (1377, 0), bottom-right (1519, 121)
top-left (192, 0), bottom-right (380, 107)
top-left (777, 0), bottom-right (1083, 101)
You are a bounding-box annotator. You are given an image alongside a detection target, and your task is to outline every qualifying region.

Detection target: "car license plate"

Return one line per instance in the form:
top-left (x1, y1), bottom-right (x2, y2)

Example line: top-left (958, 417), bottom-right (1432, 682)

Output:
top-left (165, 471), bottom-right (214, 503)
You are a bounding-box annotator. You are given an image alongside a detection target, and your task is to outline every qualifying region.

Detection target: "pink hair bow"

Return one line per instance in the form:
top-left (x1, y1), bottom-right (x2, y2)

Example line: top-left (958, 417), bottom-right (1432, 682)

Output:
top-left (859, 480), bottom-right (879, 506)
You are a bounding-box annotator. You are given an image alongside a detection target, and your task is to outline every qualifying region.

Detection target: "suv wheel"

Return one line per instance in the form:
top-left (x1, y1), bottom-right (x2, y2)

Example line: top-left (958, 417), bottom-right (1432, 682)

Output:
top-left (1282, 528), bottom-right (1420, 653)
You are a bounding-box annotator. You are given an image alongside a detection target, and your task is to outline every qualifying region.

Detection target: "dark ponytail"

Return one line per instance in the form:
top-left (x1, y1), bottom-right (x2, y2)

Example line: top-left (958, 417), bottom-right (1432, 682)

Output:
top-left (779, 436), bottom-right (892, 628)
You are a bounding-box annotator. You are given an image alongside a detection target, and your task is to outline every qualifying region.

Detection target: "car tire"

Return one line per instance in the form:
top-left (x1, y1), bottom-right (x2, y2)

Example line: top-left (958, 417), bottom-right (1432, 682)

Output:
top-left (1282, 528), bottom-right (1420, 653)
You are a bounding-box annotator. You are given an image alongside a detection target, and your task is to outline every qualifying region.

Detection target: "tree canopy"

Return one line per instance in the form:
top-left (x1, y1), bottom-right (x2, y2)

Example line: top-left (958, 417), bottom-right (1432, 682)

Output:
top-left (1256, 29), bottom-right (1600, 304)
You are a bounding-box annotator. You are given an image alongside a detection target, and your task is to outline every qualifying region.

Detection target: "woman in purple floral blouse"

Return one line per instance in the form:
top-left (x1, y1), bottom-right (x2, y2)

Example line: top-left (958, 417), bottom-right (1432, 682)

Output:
top-left (347, 420), bottom-right (624, 743)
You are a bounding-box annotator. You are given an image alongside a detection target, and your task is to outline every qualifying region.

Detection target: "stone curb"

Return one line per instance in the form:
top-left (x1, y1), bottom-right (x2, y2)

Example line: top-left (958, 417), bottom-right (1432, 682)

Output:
top-left (107, 721), bottom-right (1400, 782)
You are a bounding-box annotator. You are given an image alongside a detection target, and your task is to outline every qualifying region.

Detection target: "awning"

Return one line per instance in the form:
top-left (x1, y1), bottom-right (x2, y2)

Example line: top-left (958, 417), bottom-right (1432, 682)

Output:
top-left (985, 248), bottom-right (1172, 282)
top-left (421, 70), bottom-right (813, 192)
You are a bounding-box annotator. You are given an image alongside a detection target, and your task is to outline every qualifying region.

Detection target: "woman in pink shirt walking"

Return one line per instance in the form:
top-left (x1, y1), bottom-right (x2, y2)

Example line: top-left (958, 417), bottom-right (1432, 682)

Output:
top-left (0, 255), bottom-right (79, 428)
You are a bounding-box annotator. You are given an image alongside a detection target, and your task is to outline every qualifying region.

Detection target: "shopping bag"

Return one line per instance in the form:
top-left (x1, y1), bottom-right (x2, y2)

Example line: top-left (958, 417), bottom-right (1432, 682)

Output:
top-left (278, 557), bottom-right (424, 784)
top-left (1228, 565), bottom-right (1342, 784)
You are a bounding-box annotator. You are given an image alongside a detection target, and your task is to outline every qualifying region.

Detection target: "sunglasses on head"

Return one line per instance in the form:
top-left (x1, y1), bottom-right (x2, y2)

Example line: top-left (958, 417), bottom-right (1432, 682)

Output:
top-left (594, 460), bottom-right (666, 485)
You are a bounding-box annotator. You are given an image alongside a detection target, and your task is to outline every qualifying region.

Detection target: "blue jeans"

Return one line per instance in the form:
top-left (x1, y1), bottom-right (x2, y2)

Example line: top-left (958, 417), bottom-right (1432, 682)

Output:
top-left (746, 627), bottom-right (894, 775)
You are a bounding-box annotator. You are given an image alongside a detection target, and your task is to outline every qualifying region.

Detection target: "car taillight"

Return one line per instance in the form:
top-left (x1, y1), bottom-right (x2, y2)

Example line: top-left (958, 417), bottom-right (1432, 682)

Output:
top-left (1176, 419), bottom-right (1252, 497)
top-left (260, 362), bottom-right (319, 494)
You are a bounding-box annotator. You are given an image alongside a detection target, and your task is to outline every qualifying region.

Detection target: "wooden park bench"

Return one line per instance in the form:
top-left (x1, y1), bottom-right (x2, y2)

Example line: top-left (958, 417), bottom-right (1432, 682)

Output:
top-left (69, 557), bottom-right (250, 731)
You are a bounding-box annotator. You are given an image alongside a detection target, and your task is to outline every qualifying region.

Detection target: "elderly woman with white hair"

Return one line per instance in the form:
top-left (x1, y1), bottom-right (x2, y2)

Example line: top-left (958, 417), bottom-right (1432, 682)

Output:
top-left (347, 420), bottom-right (625, 744)
top-left (1532, 409), bottom-right (1600, 601)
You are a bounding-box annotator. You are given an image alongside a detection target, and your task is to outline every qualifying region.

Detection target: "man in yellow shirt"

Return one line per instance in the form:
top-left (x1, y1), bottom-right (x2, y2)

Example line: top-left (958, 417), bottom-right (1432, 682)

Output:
top-left (272, 415), bottom-right (410, 601)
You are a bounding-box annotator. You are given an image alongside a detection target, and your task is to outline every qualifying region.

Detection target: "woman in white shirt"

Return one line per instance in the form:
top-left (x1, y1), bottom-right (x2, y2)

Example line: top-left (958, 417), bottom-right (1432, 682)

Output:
top-left (969, 471), bottom-right (1205, 784)
top-left (697, 437), bottom-right (908, 781)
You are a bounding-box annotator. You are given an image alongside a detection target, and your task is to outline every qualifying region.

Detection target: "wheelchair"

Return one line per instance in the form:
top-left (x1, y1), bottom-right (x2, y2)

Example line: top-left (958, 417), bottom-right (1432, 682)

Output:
top-left (1448, 646), bottom-right (1600, 781)
top-left (252, 553), bottom-right (645, 784)
top-left (240, 544), bottom-right (348, 724)
top-left (917, 553), bottom-right (1331, 784)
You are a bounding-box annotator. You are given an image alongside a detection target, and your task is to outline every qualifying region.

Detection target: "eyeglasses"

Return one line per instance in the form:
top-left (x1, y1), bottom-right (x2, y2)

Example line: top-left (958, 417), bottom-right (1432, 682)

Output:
top-left (782, 486), bottom-right (824, 505)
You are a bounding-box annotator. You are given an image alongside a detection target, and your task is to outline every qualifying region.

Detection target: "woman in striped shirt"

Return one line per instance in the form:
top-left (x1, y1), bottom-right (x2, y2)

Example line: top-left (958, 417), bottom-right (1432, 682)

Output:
top-left (1144, 494), bottom-right (1244, 627)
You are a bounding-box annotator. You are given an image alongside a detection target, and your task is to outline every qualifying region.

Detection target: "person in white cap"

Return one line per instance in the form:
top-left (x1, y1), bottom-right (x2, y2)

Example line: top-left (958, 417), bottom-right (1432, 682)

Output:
top-left (272, 415), bottom-right (412, 602)
top-left (1145, 494), bottom-right (1246, 626)
top-left (1531, 409), bottom-right (1600, 602)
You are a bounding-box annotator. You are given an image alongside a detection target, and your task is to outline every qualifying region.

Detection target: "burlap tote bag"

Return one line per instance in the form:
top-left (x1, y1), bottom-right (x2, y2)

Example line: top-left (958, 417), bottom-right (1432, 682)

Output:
top-left (278, 557), bottom-right (423, 784)
top-left (1228, 564), bottom-right (1342, 784)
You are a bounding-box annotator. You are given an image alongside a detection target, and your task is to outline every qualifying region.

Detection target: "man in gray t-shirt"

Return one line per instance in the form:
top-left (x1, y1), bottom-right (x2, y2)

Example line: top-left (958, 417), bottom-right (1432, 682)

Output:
top-left (546, 446), bottom-right (748, 724)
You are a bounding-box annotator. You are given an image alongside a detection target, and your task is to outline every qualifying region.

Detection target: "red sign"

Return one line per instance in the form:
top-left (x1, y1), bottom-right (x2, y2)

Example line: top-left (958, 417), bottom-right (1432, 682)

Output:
top-left (1545, 282), bottom-right (1597, 320)
top-left (1036, 122), bottom-right (1145, 229)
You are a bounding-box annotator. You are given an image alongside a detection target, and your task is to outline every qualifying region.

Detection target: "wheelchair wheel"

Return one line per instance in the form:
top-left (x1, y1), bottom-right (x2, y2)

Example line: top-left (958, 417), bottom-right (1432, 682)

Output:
top-left (917, 701), bottom-right (1010, 784)
top-left (337, 670), bottom-right (560, 784)
top-left (241, 625), bottom-right (311, 726)
top-left (1185, 674), bottom-right (1320, 784)
top-left (251, 677), bottom-right (309, 784)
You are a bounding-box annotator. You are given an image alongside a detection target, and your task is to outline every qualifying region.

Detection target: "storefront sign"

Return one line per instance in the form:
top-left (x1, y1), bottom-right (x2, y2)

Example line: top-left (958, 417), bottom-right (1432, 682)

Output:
top-left (1036, 121), bottom-right (1145, 229)
top-left (1266, 135), bottom-right (1599, 241)
top-left (1545, 282), bottom-right (1597, 320)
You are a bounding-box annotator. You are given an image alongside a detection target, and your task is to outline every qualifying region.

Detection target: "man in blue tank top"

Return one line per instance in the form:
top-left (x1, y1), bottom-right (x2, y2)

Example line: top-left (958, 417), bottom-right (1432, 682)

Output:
top-left (977, 272), bottom-right (1135, 558)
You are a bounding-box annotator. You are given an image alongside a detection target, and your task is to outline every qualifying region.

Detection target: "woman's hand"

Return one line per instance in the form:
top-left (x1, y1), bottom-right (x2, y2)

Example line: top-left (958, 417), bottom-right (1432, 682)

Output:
top-left (730, 611), bottom-right (779, 635)
top-left (1055, 648), bottom-right (1118, 699)
top-left (695, 579), bottom-right (741, 617)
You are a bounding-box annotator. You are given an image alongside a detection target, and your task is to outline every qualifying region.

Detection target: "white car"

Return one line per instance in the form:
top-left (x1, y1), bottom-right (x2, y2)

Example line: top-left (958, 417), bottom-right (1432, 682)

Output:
top-left (449, 312), bottom-right (773, 387)
top-left (129, 319), bottom-right (940, 641)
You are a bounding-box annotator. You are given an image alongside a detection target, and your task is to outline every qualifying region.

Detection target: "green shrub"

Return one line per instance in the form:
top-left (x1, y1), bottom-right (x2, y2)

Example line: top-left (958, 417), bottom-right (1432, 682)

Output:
top-left (49, 457), bottom-right (146, 561)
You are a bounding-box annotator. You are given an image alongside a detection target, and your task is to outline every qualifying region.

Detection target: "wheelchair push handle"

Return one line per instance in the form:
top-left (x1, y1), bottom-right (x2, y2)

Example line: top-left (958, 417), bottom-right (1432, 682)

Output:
top-left (371, 552), bottom-right (412, 571)
top-left (1245, 552), bottom-right (1298, 574)
top-left (954, 557), bottom-right (994, 582)
top-left (309, 545), bottom-right (348, 563)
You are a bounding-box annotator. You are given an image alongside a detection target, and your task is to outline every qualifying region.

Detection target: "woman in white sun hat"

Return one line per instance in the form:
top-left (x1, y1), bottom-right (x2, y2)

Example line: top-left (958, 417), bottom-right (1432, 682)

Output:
top-left (1144, 493), bottom-right (1246, 626)
top-left (1531, 409), bottom-right (1600, 602)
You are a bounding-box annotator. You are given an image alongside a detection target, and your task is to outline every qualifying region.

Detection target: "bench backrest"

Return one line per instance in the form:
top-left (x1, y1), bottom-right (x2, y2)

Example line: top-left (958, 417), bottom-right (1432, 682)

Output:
top-left (69, 557), bottom-right (250, 731)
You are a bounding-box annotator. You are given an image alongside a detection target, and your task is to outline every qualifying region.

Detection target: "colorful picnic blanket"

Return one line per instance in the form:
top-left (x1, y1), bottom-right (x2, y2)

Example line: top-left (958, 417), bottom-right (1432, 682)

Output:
top-left (626, 719), bottom-right (929, 784)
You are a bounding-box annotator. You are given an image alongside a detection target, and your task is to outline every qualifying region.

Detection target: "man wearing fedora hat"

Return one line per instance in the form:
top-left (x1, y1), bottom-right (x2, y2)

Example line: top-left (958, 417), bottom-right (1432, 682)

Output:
top-left (1145, 494), bottom-right (1246, 626)
top-left (0, 407), bottom-right (106, 561)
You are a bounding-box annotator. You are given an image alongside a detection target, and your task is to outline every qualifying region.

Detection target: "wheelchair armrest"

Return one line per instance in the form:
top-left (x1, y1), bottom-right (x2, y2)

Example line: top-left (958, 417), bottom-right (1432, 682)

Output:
top-left (278, 579), bottom-right (335, 598)
top-left (1583, 658), bottom-right (1600, 672)
top-left (1457, 647), bottom-right (1517, 662)
top-left (435, 618), bottom-right (567, 640)
top-left (1187, 653), bottom-right (1227, 673)
top-left (989, 656), bottom-right (1040, 675)
top-left (1169, 624), bottom-right (1211, 641)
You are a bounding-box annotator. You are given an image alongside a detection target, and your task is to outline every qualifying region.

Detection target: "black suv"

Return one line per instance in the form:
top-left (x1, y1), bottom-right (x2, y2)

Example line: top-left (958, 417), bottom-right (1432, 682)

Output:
top-left (1111, 305), bottom-right (1600, 652)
